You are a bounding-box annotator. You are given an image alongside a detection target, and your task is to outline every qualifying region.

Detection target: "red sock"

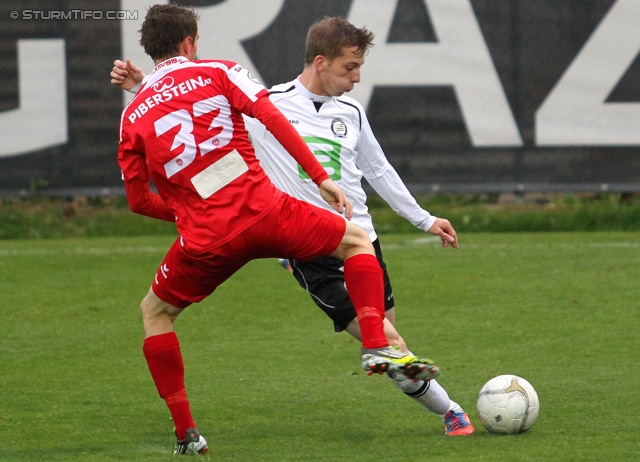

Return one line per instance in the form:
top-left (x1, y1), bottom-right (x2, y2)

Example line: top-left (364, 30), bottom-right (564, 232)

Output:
top-left (143, 332), bottom-right (196, 440)
top-left (343, 254), bottom-right (388, 349)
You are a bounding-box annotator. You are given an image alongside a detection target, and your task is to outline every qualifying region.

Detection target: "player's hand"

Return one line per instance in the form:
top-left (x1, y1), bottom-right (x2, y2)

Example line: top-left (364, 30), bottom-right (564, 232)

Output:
top-left (110, 58), bottom-right (144, 91)
top-left (428, 217), bottom-right (459, 249)
top-left (319, 179), bottom-right (353, 220)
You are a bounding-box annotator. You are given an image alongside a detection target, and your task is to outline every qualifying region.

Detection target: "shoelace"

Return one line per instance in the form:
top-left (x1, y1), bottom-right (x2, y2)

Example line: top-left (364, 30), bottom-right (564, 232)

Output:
top-left (446, 413), bottom-right (467, 431)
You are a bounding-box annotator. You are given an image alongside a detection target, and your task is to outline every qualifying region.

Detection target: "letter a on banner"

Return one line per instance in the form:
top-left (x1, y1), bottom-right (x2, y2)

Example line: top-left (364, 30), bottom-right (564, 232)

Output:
top-left (347, 0), bottom-right (522, 147)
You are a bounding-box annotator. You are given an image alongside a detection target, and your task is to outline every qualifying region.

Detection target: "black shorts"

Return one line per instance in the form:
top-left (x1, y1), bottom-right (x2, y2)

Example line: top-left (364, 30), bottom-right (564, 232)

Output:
top-left (290, 239), bottom-right (394, 332)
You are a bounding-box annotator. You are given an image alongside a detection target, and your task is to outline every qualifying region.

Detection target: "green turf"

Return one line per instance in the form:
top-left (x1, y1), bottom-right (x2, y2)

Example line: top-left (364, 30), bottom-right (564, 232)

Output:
top-left (0, 233), bottom-right (638, 461)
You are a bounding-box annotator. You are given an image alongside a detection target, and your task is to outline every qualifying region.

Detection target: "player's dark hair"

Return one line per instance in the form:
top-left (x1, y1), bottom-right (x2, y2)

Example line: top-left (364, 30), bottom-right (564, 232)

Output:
top-left (304, 16), bottom-right (374, 65)
top-left (139, 4), bottom-right (199, 61)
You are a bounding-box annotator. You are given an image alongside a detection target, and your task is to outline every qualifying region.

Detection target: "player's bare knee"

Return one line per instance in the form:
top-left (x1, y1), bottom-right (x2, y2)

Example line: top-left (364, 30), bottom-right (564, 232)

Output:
top-left (350, 223), bottom-right (370, 245)
top-left (139, 294), bottom-right (158, 325)
top-left (336, 222), bottom-right (374, 259)
top-left (140, 290), bottom-right (174, 320)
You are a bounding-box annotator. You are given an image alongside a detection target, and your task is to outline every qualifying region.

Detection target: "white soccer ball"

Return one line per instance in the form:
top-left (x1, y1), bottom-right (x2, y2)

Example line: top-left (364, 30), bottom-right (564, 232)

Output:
top-left (476, 374), bottom-right (539, 434)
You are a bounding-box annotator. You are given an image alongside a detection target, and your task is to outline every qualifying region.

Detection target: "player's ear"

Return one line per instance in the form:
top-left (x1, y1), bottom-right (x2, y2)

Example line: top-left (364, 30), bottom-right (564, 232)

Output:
top-left (314, 55), bottom-right (328, 73)
top-left (182, 35), bottom-right (197, 60)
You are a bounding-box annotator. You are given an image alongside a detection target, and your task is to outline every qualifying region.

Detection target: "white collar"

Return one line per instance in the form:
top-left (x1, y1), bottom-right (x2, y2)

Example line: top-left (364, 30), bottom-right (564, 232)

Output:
top-left (152, 56), bottom-right (190, 74)
top-left (294, 77), bottom-right (333, 104)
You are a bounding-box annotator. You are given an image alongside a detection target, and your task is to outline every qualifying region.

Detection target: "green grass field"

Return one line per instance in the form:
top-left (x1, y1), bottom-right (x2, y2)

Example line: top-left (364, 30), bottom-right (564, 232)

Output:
top-left (0, 232), bottom-right (638, 461)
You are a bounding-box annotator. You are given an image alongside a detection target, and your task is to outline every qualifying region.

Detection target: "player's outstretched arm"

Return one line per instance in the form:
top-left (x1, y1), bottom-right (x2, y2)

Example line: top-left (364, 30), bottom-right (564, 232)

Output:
top-left (110, 59), bottom-right (145, 91)
top-left (428, 217), bottom-right (459, 249)
top-left (319, 179), bottom-right (353, 220)
top-left (249, 96), bottom-right (353, 218)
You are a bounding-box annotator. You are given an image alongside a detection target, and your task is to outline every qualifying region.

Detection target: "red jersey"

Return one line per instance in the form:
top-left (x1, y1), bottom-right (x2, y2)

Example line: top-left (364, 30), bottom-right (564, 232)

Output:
top-left (118, 57), bottom-right (328, 253)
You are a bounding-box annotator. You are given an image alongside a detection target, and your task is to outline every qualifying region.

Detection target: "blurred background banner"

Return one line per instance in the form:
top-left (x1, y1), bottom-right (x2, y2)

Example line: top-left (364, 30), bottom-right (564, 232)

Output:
top-left (1, 0), bottom-right (639, 195)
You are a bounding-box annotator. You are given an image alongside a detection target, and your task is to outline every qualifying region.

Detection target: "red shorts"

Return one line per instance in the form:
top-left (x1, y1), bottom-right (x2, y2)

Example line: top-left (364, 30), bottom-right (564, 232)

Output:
top-left (152, 193), bottom-right (346, 308)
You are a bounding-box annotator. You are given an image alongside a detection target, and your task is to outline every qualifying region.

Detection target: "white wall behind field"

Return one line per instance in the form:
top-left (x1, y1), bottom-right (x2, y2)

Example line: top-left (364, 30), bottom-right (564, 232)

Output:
top-left (1, 0), bottom-right (638, 193)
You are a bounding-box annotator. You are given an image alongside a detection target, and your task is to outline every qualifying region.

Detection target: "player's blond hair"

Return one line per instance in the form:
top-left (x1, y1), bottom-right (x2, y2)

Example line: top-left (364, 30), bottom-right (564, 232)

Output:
top-left (304, 16), bottom-right (374, 65)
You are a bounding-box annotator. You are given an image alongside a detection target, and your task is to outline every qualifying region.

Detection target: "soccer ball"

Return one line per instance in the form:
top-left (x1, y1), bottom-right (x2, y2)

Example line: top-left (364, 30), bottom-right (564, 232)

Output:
top-left (476, 374), bottom-right (539, 434)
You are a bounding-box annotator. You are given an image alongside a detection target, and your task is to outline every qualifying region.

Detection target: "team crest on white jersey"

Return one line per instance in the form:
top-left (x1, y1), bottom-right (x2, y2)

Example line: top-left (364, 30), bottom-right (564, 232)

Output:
top-left (331, 118), bottom-right (347, 138)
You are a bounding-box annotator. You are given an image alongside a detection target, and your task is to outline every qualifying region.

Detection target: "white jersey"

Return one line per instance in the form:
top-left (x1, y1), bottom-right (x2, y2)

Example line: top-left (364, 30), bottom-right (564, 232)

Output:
top-left (245, 77), bottom-right (435, 241)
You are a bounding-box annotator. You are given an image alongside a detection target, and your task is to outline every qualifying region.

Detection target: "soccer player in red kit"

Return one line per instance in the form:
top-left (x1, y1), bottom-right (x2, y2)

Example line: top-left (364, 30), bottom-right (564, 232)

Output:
top-left (117, 4), bottom-right (442, 455)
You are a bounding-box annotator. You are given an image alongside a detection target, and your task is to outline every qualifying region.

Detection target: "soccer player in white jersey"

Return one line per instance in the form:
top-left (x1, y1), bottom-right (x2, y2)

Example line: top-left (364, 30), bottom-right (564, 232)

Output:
top-left (248, 16), bottom-right (474, 437)
top-left (114, 6), bottom-right (445, 455)
top-left (111, 15), bottom-right (471, 437)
